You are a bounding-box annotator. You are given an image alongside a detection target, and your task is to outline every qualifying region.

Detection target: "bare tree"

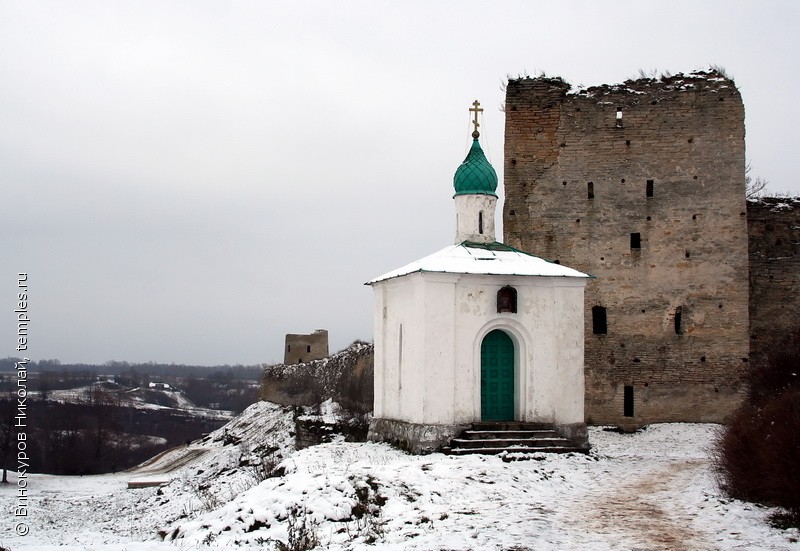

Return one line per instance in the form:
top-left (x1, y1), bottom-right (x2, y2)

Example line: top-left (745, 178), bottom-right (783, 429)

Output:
top-left (745, 161), bottom-right (768, 199)
top-left (88, 387), bottom-right (120, 460)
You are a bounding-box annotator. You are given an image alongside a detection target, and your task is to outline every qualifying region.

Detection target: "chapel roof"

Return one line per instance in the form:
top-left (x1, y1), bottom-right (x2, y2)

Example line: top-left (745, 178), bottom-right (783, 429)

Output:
top-left (453, 138), bottom-right (498, 197)
top-left (366, 241), bottom-right (591, 285)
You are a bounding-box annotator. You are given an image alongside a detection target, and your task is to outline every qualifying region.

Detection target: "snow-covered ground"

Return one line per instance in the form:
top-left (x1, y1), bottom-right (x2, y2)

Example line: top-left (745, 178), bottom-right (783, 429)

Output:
top-left (2, 402), bottom-right (798, 550)
top-left (40, 383), bottom-right (235, 420)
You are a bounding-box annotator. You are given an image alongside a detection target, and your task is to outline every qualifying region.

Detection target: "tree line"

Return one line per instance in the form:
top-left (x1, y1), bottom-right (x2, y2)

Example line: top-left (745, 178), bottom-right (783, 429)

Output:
top-left (0, 357), bottom-right (264, 380)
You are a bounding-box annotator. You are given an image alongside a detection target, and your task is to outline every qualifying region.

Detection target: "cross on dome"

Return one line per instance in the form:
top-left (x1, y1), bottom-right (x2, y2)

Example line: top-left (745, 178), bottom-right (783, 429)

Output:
top-left (469, 100), bottom-right (483, 138)
top-left (453, 100), bottom-right (497, 197)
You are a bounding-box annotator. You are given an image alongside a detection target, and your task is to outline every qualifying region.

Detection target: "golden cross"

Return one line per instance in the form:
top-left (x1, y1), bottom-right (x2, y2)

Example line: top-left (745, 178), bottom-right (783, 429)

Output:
top-left (469, 100), bottom-right (483, 135)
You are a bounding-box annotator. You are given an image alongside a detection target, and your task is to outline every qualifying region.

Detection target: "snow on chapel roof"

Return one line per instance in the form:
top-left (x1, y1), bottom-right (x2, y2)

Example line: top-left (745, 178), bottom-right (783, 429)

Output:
top-left (367, 100), bottom-right (590, 286)
top-left (367, 241), bottom-right (590, 285)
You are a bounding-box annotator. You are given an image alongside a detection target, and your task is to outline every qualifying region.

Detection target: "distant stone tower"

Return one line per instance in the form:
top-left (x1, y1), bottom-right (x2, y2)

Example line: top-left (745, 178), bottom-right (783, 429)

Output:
top-left (284, 330), bottom-right (329, 365)
top-left (503, 71), bottom-right (749, 427)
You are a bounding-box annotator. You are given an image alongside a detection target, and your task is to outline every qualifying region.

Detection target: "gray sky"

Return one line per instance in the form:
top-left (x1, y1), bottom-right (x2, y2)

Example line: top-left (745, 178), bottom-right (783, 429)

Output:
top-left (2, 1), bottom-right (798, 366)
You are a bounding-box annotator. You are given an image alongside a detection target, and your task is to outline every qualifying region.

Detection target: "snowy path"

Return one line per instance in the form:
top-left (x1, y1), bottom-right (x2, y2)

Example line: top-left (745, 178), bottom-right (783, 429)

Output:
top-left (562, 458), bottom-right (718, 550)
top-left (128, 446), bottom-right (209, 476)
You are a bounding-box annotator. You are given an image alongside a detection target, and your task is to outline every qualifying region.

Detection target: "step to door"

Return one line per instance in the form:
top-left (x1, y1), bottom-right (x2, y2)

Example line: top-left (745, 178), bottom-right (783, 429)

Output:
top-left (460, 429), bottom-right (559, 440)
top-left (470, 422), bottom-right (555, 431)
top-left (445, 423), bottom-right (587, 456)
top-left (445, 445), bottom-right (580, 455)
top-left (451, 437), bottom-right (572, 449)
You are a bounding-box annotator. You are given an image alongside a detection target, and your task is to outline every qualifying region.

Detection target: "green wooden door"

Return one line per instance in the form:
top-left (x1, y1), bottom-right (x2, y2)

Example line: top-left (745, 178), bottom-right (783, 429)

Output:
top-left (481, 329), bottom-right (515, 421)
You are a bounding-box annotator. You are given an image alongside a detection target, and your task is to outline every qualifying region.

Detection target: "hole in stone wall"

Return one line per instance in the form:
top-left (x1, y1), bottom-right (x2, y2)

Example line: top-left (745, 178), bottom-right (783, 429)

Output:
top-left (646, 180), bottom-right (654, 198)
top-left (674, 306), bottom-right (683, 335)
top-left (692, 214), bottom-right (697, 220)
top-left (626, 140), bottom-right (631, 147)
top-left (592, 306), bottom-right (608, 335)
top-left (588, 182), bottom-right (594, 199)
top-left (616, 108), bottom-right (623, 127)
top-left (701, 356), bottom-right (706, 362)
top-left (479, 211), bottom-right (484, 234)
top-left (509, 210), bottom-right (516, 216)
top-left (563, 180), bottom-right (568, 186)
top-left (630, 232), bottom-right (641, 249)
top-left (287, 345), bottom-right (291, 352)
top-left (693, 175), bottom-right (698, 179)
top-left (623, 386), bottom-right (634, 417)
top-left (646, 216), bottom-right (651, 221)
top-left (685, 251), bottom-right (691, 258)
top-left (621, 178), bottom-right (626, 183)
top-left (306, 345), bottom-right (311, 353)
top-left (633, 357), bottom-right (641, 363)
top-left (688, 137), bottom-right (694, 143)
top-left (576, 218), bottom-right (581, 223)
top-left (554, 259), bottom-right (560, 264)
top-left (719, 304), bottom-right (723, 309)
top-left (510, 159), bottom-right (517, 165)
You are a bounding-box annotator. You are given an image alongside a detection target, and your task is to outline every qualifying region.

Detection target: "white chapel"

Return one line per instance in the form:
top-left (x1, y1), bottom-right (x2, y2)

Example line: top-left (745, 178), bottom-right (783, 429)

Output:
top-left (366, 102), bottom-right (591, 453)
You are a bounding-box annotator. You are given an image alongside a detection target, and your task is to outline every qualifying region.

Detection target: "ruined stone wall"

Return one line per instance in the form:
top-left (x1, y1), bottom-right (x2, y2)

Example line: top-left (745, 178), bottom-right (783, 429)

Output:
top-left (504, 71), bottom-right (749, 426)
top-left (284, 329), bottom-right (329, 365)
top-left (748, 198), bottom-right (800, 368)
top-left (262, 340), bottom-right (374, 414)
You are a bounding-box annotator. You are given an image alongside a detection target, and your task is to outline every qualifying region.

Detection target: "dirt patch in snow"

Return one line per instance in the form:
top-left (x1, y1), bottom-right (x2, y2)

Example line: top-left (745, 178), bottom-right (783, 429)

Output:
top-left (576, 459), bottom-right (717, 550)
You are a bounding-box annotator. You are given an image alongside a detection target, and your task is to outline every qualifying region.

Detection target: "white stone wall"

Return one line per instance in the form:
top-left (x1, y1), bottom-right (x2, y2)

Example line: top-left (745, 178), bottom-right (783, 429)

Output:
top-left (454, 194), bottom-right (497, 244)
top-left (372, 271), bottom-right (587, 427)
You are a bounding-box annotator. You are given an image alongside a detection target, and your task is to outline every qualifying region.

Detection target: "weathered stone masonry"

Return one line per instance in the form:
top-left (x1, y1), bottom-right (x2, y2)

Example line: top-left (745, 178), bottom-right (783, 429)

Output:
top-left (748, 197), bottom-right (800, 369)
top-left (503, 71), bottom-right (750, 426)
top-left (284, 329), bottom-right (329, 365)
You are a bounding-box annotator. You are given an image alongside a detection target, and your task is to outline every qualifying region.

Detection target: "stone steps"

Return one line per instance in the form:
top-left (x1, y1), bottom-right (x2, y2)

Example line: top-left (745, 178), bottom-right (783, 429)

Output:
top-left (460, 430), bottom-right (560, 440)
top-left (444, 423), bottom-right (586, 456)
top-left (451, 437), bottom-right (572, 449)
top-left (445, 445), bottom-right (580, 456)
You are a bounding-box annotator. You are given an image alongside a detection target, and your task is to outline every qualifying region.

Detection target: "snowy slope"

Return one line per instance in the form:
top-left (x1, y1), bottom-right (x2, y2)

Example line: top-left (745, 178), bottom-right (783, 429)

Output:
top-left (2, 405), bottom-right (798, 551)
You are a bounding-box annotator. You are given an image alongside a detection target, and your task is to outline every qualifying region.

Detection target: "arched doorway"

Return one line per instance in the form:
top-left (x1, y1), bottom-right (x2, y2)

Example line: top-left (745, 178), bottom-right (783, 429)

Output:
top-left (480, 329), bottom-right (515, 421)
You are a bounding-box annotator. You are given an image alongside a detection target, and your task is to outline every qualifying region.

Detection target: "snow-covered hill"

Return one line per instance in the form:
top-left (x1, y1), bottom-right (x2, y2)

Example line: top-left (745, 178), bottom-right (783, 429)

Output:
top-left (42, 381), bottom-right (234, 420)
top-left (1, 402), bottom-right (797, 550)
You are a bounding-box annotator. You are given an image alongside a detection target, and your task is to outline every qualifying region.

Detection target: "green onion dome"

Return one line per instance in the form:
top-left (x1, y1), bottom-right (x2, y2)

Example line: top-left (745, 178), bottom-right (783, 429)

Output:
top-left (453, 137), bottom-right (498, 196)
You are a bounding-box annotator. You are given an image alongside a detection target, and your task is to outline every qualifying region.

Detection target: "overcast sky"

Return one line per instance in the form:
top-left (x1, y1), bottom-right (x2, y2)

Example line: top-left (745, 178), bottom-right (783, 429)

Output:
top-left (2, 1), bottom-right (798, 366)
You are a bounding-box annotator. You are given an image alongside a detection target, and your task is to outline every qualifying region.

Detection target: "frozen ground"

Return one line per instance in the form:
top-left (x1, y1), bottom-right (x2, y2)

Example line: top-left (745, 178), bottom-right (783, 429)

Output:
top-left (2, 402), bottom-right (798, 550)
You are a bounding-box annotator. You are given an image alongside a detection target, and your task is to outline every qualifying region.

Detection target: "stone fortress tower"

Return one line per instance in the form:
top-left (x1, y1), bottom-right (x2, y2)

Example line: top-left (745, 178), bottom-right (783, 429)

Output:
top-left (284, 329), bottom-right (329, 365)
top-left (503, 70), bottom-right (750, 427)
